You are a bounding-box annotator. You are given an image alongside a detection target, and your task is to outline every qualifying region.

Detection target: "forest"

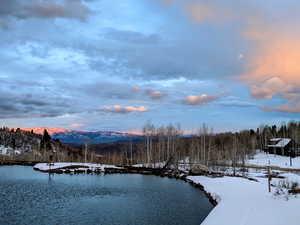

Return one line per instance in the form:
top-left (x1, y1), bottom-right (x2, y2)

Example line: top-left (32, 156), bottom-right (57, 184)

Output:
top-left (0, 127), bottom-right (82, 162)
top-left (99, 121), bottom-right (300, 168)
top-left (1, 121), bottom-right (300, 167)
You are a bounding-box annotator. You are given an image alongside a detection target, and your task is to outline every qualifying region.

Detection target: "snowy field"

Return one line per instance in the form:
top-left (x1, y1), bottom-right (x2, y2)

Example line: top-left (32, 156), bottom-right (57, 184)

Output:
top-left (34, 162), bottom-right (121, 172)
top-left (247, 151), bottom-right (300, 169)
top-left (189, 175), bottom-right (300, 225)
top-left (189, 151), bottom-right (300, 225)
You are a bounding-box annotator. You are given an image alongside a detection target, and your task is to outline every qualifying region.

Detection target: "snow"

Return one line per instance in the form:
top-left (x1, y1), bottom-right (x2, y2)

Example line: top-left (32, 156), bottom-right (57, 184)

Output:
top-left (132, 162), bottom-right (192, 172)
top-left (133, 162), bottom-right (166, 168)
top-left (267, 138), bottom-right (291, 148)
top-left (247, 151), bottom-right (300, 169)
top-left (189, 175), bottom-right (300, 225)
top-left (33, 162), bottom-right (122, 172)
top-left (186, 151), bottom-right (300, 225)
top-left (0, 145), bottom-right (18, 156)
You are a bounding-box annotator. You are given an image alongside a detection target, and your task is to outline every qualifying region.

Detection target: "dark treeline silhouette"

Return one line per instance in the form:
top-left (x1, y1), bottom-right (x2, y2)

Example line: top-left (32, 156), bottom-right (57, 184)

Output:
top-left (98, 121), bottom-right (300, 167)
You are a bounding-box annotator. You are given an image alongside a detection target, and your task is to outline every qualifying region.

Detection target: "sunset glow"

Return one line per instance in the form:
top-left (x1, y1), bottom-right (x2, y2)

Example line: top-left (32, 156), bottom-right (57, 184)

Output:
top-left (0, 0), bottom-right (299, 132)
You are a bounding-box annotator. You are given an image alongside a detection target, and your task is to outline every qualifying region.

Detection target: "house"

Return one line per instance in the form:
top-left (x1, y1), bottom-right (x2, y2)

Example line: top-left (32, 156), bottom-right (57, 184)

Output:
top-left (266, 138), bottom-right (300, 157)
top-left (0, 145), bottom-right (14, 156)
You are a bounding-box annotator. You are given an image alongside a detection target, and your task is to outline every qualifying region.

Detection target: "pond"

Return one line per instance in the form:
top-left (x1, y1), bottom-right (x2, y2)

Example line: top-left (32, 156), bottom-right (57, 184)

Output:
top-left (0, 166), bottom-right (213, 225)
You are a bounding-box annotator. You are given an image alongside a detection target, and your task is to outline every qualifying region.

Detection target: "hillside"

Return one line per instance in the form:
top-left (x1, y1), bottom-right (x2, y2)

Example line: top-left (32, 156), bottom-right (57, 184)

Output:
top-left (22, 127), bottom-right (143, 145)
top-left (0, 127), bottom-right (82, 162)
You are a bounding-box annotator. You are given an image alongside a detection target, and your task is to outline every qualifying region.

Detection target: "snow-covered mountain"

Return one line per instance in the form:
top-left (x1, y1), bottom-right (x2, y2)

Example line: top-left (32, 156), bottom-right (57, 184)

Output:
top-left (22, 127), bottom-right (142, 145)
top-left (21, 127), bottom-right (71, 135)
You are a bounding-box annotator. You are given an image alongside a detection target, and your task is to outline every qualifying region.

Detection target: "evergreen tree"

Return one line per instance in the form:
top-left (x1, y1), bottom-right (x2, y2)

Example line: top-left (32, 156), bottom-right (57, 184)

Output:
top-left (41, 129), bottom-right (52, 151)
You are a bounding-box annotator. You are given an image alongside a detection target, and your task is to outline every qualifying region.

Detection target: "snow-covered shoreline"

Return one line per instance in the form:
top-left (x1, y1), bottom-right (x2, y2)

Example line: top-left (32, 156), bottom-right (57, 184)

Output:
top-left (33, 162), bottom-right (122, 172)
top-left (33, 151), bottom-right (300, 225)
top-left (188, 174), bottom-right (300, 225)
top-left (186, 152), bottom-right (300, 225)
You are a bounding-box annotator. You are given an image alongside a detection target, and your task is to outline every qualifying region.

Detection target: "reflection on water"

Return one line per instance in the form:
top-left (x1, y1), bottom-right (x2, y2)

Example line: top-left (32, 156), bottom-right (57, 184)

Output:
top-left (0, 166), bottom-right (213, 225)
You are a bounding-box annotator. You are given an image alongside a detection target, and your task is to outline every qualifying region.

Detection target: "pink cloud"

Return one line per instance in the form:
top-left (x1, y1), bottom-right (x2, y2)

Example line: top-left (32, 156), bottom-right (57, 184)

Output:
top-left (249, 77), bottom-right (293, 99)
top-left (69, 123), bottom-right (85, 128)
top-left (283, 93), bottom-right (300, 101)
top-left (182, 94), bottom-right (220, 105)
top-left (161, 0), bottom-right (300, 113)
top-left (102, 105), bottom-right (148, 113)
top-left (131, 85), bottom-right (141, 92)
top-left (186, 2), bottom-right (232, 24)
top-left (240, 20), bottom-right (300, 102)
top-left (262, 102), bottom-right (300, 114)
top-left (131, 85), bottom-right (166, 100)
top-left (145, 89), bottom-right (165, 99)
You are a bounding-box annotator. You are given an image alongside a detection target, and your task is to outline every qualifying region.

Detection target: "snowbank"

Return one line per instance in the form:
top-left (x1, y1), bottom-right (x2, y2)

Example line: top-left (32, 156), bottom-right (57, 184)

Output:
top-left (33, 162), bottom-right (121, 172)
top-left (189, 175), bottom-right (300, 225)
top-left (247, 151), bottom-right (300, 169)
top-left (133, 162), bottom-right (166, 168)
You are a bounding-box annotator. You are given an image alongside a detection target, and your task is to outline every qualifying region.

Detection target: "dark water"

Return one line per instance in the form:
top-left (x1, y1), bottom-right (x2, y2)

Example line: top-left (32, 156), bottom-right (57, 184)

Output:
top-left (0, 166), bottom-right (213, 225)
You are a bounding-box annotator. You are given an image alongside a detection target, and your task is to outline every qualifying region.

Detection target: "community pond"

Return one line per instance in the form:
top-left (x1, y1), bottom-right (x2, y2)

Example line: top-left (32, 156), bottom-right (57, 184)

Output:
top-left (0, 166), bottom-right (213, 225)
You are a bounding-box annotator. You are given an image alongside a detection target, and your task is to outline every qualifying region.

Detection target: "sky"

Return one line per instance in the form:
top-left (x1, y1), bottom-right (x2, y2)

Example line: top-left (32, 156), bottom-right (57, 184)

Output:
top-left (0, 0), bottom-right (300, 133)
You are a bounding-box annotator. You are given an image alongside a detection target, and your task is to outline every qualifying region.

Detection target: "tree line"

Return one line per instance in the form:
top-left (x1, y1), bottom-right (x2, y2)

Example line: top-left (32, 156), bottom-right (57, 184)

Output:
top-left (0, 127), bottom-right (82, 162)
top-left (101, 121), bottom-right (300, 168)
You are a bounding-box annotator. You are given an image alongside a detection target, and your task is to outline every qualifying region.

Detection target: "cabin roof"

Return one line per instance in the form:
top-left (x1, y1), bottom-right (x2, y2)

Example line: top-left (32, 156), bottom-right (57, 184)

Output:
top-left (267, 138), bottom-right (291, 148)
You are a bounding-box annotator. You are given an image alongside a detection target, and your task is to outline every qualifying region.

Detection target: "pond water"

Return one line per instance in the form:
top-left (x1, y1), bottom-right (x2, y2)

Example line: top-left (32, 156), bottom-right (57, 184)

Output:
top-left (0, 166), bottom-right (213, 225)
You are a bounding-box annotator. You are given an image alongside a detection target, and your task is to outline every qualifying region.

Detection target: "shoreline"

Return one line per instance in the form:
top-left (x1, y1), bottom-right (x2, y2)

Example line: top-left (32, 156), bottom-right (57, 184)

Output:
top-left (1, 162), bottom-right (219, 210)
top-left (5, 162), bottom-right (300, 225)
top-left (32, 162), bottom-right (219, 206)
top-left (0, 160), bottom-right (41, 166)
top-left (2, 152), bottom-right (300, 225)
top-left (34, 162), bottom-right (300, 225)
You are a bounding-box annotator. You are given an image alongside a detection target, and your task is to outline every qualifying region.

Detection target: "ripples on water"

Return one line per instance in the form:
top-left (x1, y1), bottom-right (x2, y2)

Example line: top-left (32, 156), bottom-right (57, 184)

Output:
top-left (0, 166), bottom-right (213, 225)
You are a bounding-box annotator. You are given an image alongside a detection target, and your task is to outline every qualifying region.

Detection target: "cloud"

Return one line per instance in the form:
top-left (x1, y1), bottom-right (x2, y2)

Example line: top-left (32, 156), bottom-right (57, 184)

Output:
top-left (0, 83), bottom-right (79, 119)
top-left (86, 25), bottom-right (241, 81)
top-left (102, 105), bottom-right (148, 114)
top-left (249, 77), bottom-right (294, 99)
top-left (0, 95), bottom-right (74, 119)
top-left (219, 100), bottom-right (258, 108)
top-left (186, 1), bottom-right (232, 24)
top-left (69, 122), bottom-right (85, 128)
top-left (131, 86), bottom-right (141, 92)
top-left (182, 94), bottom-right (220, 105)
top-left (240, 25), bottom-right (300, 116)
top-left (2, 0), bottom-right (300, 129)
top-left (103, 28), bottom-right (161, 45)
top-left (145, 89), bottom-right (166, 99)
top-left (81, 81), bottom-right (138, 100)
top-left (262, 102), bottom-right (300, 114)
top-left (282, 93), bottom-right (300, 101)
top-left (164, 0), bottom-right (260, 25)
top-left (161, 0), bottom-right (300, 105)
top-left (243, 36), bottom-right (300, 100)
top-left (130, 86), bottom-right (166, 100)
top-left (171, 0), bottom-right (300, 112)
top-left (0, 0), bottom-right (91, 22)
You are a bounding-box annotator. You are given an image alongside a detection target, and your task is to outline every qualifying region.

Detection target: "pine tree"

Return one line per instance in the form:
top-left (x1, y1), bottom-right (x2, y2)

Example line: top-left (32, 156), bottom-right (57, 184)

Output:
top-left (41, 129), bottom-right (52, 151)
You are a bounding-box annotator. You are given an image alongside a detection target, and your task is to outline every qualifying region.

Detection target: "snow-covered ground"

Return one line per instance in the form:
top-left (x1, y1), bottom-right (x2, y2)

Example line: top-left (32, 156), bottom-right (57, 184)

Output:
top-left (189, 175), bottom-right (300, 225)
top-left (133, 162), bottom-right (166, 168)
top-left (247, 151), bottom-right (300, 169)
top-left (0, 145), bottom-right (20, 156)
top-left (188, 151), bottom-right (300, 225)
top-left (33, 162), bottom-right (121, 172)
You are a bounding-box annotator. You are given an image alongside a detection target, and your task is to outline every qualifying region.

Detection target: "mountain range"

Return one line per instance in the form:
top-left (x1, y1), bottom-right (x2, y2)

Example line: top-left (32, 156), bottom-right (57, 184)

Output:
top-left (21, 127), bottom-right (142, 145)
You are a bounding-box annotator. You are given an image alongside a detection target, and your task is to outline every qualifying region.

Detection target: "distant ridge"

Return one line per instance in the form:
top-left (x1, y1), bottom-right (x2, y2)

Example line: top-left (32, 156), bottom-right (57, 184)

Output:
top-left (21, 127), bottom-right (142, 144)
top-left (21, 127), bottom-right (72, 135)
